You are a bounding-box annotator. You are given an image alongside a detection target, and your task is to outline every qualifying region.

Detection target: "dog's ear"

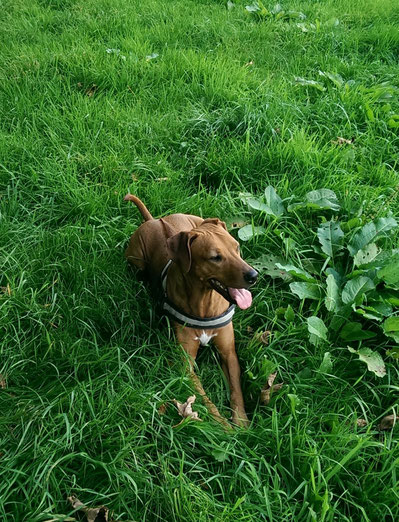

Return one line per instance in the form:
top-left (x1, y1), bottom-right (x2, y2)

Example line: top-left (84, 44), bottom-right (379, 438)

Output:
top-left (202, 218), bottom-right (227, 230)
top-left (167, 231), bottom-right (198, 272)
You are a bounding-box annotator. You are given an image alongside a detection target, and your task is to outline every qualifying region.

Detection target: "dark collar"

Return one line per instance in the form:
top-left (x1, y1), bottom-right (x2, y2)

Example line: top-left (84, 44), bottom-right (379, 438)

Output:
top-left (161, 260), bottom-right (235, 329)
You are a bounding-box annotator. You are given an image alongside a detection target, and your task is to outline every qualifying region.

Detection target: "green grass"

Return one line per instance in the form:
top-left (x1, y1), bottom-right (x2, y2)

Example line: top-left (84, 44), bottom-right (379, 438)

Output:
top-left (1, 0), bottom-right (399, 520)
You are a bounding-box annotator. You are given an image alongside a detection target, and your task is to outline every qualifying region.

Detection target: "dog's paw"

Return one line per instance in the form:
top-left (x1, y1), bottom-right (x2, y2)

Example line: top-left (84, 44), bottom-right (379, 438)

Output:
top-left (232, 412), bottom-right (250, 428)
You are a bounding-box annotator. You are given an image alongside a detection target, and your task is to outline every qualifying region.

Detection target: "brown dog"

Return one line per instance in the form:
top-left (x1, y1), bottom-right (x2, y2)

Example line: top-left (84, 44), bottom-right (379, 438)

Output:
top-left (124, 195), bottom-right (258, 427)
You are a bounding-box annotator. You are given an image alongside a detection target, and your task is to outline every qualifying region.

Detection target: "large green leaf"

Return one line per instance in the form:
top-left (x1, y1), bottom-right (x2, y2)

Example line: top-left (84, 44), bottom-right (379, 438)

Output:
top-left (330, 304), bottom-right (352, 331)
top-left (238, 225), bottom-right (266, 241)
top-left (289, 282), bottom-right (321, 300)
top-left (342, 276), bottom-right (375, 305)
top-left (264, 186), bottom-right (285, 217)
top-left (306, 189), bottom-right (340, 210)
top-left (288, 189), bottom-right (340, 212)
top-left (354, 243), bottom-right (379, 267)
top-left (317, 221), bottom-right (344, 258)
top-left (348, 347), bottom-right (386, 377)
top-left (295, 77), bottom-right (326, 91)
top-left (325, 267), bottom-right (343, 285)
top-left (284, 304), bottom-right (295, 322)
top-left (250, 254), bottom-right (292, 280)
top-left (275, 263), bottom-right (316, 282)
top-left (282, 10), bottom-right (306, 20)
top-left (325, 273), bottom-right (341, 311)
top-left (318, 352), bottom-right (333, 373)
top-left (348, 217), bottom-right (398, 255)
top-left (377, 253), bottom-right (399, 289)
top-left (367, 301), bottom-right (393, 316)
top-left (244, 187), bottom-right (285, 218)
top-left (379, 289), bottom-right (399, 307)
top-left (341, 217), bottom-right (362, 232)
top-left (307, 316), bottom-right (328, 346)
top-left (363, 248), bottom-right (399, 270)
top-left (225, 216), bottom-right (249, 231)
top-left (382, 316), bottom-right (399, 343)
top-left (355, 300), bottom-right (393, 321)
top-left (239, 191), bottom-right (254, 204)
top-left (340, 322), bottom-right (377, 341)
top-left (245, 1), bottom-right (270, 16)
top-left (319, 71), bottom-right (344, 88)
top-left (246, 198), bottom-right (271, 212)
top-left (245, 3), bottom-right (263, 13)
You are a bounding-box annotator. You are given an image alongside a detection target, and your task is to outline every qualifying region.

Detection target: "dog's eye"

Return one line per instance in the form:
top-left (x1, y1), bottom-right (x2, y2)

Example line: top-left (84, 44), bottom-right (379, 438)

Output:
top-left (210, 254), bottom-right (222, 262)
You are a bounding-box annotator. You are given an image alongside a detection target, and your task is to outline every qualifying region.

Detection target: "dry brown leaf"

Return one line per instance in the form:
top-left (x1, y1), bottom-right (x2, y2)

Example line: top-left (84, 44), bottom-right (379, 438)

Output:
top-left (0, 284), bottom-right (11, 296)
top-left (173, 395), bottom-right (202, 426)
top-left (68, 496), bottom-right (109, 522)
top-left (331, 136), bottom-right (355, 145)
top-left (85, 84), bottom-right (98, 97)
top-left (0, 374), bottom-right (6, 389)
top-left (378, 414), bottom-right (396, 431)
top-left (158, 402), bottom-right (168, 415)
top-left (254, 330), bottom-right (271, 345)
top-left (260, 373), bottom-right (283, 405)
top-left (246, 325), bottom-right (254, 334)
top-left (356, 418), bottom-right (368, 428)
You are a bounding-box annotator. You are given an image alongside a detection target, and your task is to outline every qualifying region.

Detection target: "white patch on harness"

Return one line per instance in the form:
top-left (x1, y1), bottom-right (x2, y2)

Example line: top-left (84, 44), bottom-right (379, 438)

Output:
top-left (194, 331), bottom-right (218, 346)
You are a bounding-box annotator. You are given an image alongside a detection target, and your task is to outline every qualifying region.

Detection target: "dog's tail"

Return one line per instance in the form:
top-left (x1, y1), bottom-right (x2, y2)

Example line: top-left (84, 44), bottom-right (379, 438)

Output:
top-left (124, 194), bottom-right (154, 221)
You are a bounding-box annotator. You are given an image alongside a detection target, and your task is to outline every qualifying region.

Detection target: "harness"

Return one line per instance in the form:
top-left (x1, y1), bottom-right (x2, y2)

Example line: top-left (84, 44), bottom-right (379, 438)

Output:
top-left (161, 260), bottom-right (235, 329)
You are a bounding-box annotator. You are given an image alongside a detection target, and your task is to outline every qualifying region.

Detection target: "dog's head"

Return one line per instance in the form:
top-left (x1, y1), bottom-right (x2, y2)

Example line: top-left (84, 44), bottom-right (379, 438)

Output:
top-left (167, 218), bottom-right (258, 309)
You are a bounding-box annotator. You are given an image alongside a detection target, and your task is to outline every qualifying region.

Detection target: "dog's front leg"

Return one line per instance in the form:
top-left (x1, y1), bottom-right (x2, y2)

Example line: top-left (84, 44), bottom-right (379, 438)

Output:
top-left (175, 326), bottom-right (231, 429)
top-left (213, 324), bottom-right (249, 427)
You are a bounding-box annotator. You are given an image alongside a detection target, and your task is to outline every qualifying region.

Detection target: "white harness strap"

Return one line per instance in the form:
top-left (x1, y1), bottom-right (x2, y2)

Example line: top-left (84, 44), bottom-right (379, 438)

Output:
top-left (161, 260), bottom-right (235, 330)
top-left (161, 260), bottom-right (173, 293)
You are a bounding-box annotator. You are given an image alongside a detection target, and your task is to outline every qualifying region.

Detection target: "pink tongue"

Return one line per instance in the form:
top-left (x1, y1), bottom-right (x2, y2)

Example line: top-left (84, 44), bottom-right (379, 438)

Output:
top-left (228, 288), bottom-right (252, 310)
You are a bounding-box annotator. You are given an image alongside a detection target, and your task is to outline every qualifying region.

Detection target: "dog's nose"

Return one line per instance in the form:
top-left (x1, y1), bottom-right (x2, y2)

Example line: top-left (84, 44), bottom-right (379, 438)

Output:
top-left (244, 269), bottom-right (258, 285)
